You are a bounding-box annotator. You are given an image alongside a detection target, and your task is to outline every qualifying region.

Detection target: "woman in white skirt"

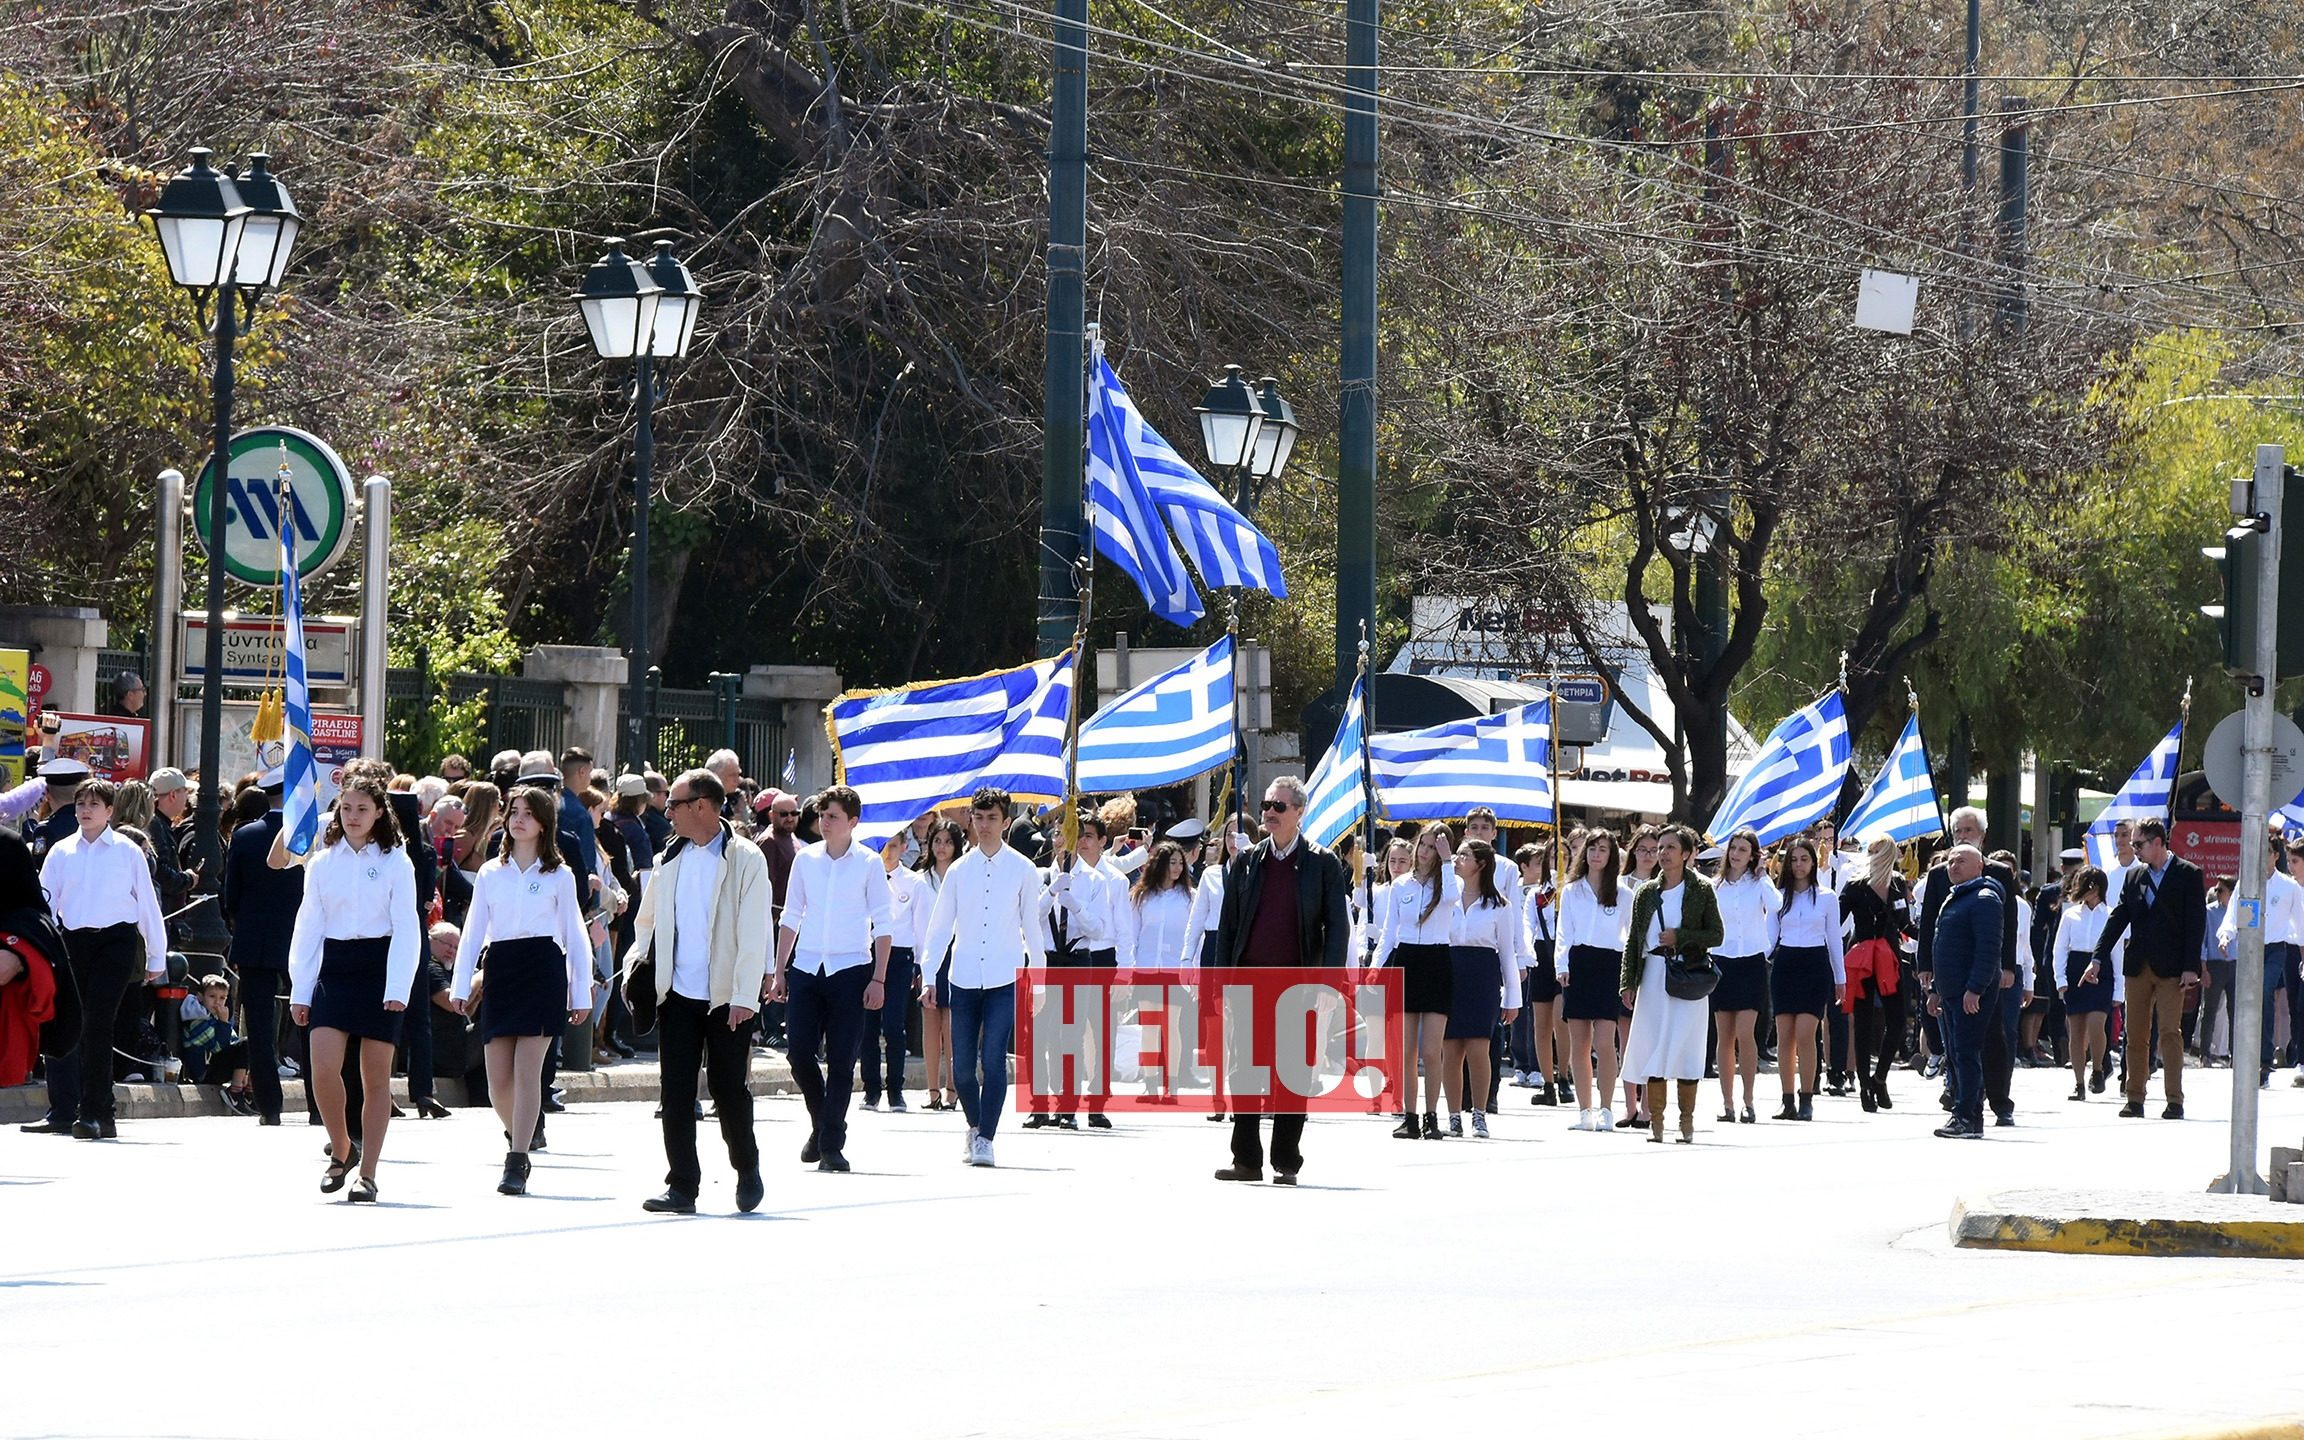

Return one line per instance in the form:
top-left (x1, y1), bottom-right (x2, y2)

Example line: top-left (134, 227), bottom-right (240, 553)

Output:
top-left (1618, 824), bottom-right (1724, 1145)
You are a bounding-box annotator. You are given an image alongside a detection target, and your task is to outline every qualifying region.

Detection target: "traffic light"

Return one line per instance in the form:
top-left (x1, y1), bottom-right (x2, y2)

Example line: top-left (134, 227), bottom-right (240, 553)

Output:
top-left (2203, 459), bottom-right (2304, 681)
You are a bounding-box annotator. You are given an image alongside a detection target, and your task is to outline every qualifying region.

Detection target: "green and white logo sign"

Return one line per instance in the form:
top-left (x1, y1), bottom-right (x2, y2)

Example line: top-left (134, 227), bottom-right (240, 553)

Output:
top-left (190, 426), bottom-right (356, 586)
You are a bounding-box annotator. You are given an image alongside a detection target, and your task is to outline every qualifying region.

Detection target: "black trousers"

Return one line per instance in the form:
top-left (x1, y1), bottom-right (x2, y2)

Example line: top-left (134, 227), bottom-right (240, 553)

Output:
top-left (1852, 988), bottom-right (1902, 1088)
top-left (657, 993), bottom-right (759, 1194)
top-left (240, 970), bottom-right (286, 1120)
top-left (64, 923), bottom-right (141, 1125)
top-left (1825, 1007), bottom-right (1852, 1084)
top-left (1983, 977), bottom-right (2014, 1116)
top-left (787, 964), bottom-right (870, 1155)
top-left (1230, 1109), bottom-right (1307, 1175)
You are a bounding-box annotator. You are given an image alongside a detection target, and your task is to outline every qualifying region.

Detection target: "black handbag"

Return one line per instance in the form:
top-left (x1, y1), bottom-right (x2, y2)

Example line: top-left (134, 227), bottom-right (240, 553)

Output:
top-left (1662, 952), bottom-right (1721, 1001)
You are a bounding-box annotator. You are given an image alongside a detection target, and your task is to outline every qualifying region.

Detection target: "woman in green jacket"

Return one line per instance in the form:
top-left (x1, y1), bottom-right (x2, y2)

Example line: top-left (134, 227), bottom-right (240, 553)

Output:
top-left (1619, 824), bottom-right (1725, 1143)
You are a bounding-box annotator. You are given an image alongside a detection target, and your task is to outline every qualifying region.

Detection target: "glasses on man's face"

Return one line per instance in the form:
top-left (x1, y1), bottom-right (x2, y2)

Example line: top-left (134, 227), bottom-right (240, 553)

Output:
top-left (771, 809), bottom-right (798, 820)
top-left (668, 794), bottom-right (704, 809)
top-left (1260, 799), bottom-right (1293, 813)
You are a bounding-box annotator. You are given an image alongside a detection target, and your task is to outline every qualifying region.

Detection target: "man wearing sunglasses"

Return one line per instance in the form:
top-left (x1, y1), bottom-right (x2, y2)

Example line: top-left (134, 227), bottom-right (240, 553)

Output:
top-left (1210, 776), bottom-right (1351, 1186)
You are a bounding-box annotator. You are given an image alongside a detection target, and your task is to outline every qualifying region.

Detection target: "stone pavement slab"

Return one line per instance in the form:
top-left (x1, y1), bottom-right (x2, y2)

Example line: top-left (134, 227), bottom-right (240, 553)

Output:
top-left (1954, 1186), bottom-right (2304, 1258)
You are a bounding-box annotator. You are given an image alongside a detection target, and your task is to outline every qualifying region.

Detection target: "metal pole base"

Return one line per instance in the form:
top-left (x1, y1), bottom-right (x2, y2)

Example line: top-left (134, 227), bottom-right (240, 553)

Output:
top-left (2209, 1169), bottom-right (2270, 1197)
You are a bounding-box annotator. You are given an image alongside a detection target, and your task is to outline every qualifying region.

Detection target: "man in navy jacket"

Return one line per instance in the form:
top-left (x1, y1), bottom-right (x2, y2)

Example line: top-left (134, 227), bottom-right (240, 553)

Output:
top-left (222, 779), bottom-right (302, 1124)
top-left (1928, 845), bottom-right (2003, 1140)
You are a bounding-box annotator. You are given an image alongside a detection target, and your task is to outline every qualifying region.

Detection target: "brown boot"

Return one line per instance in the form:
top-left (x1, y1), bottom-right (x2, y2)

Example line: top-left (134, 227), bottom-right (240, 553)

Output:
top-left (1676, 1081), bottom-right (1698, 1144)
top-left (1645, 1080), bottom-right (1667, 1143)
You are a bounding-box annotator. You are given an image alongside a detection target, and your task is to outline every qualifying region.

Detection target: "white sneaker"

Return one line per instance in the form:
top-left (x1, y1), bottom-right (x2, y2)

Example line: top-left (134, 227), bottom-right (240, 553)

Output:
top-left (1569, 1108), bottom-right (1594, 1132)
top-left (973, 1136), bottom-right (996, 1167)
top-left (862, 1098), bottom-right (880, 1112)
top-left (1595, 1109), bottom-right (1616, 1132)
top-left (961, 1128), bottom-right (979, 1163)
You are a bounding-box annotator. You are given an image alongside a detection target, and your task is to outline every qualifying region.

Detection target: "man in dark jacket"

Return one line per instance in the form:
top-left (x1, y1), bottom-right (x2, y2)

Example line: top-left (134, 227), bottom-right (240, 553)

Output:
top-left (221, 777), bottom-right (301, 1124)
top-left (1928, 845), bottom-right (2003, 1139)
top-left (1211, 775), bottom-right (1351, 1185)
top-left (2094, 817), bottom-right (2207, 1119)
top-left (1916, 807), bottom-right (2022, 1124)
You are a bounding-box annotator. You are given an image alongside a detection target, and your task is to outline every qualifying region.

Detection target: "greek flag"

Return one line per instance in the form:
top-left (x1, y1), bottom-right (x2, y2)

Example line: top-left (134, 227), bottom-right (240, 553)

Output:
top-left (1091, 357), bottom-right (1286, 599)
top-left (2084, 721), bottom-right (2183, 869)
top-left (1302, 674), bottom-right (1368, 849)
top-left (1370, 699), bottom-right (1555, 825)
top-left (1839, 715), bottom-right (1942, 845)
top-left (781, 748), bottom-right (798, 790)
top-left (279, 526), bottom-right (319, 857)
top-left (1705, 689), bottom-right (1852, 845)
top-left (1087, 356), bottom-right (1202, 626)
top-left (829, 653), bottom-right (1076, 843)
top-left (1074, 636), bottom-right (1234, 793)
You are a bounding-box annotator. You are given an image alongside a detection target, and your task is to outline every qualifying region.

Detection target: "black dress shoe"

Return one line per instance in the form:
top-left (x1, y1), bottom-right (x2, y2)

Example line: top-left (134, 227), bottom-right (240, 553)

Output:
top-left (607, 1038), bottom-right (637, 1059)
top-left (2118, 1101), bottom-right (2146, 1118)
top-left (70, 1119), bottom-right (108, 1140)
top-left (1992, 1112), bottom-right (2015, 1128)
top-left (1272, 1170), bottom-right (1299, 1186)
top-left (18, 1118), bottom-right (72, 1134)
top-left (1932, 1120), bottom-right (1982, 1139)
top-left (2162, 1102), bottom-right (2185, 1120)
top-left (735, 1169), bottom-right (765, 1213)
top-left (1212, 1165), bottom-right (1263, 1182)
top-left (642, 1189), bottom-right (697, 1215)
top-left (1056, 1115), bottom-right (1078, 1130)
top-left (1022, 1115), bottom-right (1053, 1129)
top-left (816, 1151), bottom-right (851, 1173)
top-left (541, 1096), bottom-right (566, 1114)
top-left (1087, 1114), bottom-right (1112, 1129)
top-left (800, 1133), bottom-right (821, 1165)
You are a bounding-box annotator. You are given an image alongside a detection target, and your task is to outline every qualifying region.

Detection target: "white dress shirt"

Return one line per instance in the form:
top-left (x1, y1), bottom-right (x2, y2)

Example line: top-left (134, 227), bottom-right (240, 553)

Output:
top-left (2216, 867), bottom-right (2304, 948)
top-left (1123, 886), bottom-right (1196, 968)
top-left (672, 832), bottom-right (725, 1001)
top-left (922, 842), bottom-right (1052, 990)
top-left (41, 826), bottom-right (168, 973)
top-left (1774, 885), bottom-right (1847, 983)
top-left (1375, 870), bottom-right (1459, 965)
top-left (911, 867), bottom-right (949, 956)
top-left (881, 864), bottom-right (920, 949)
top-left (451, 853), bottom-right (592, 1008)
top-left (288, 838), bottom-right (420, 1008)
top-left (1554, 877), bottom-right (1630, 980)
top-left (780, 839), bottom-right (895, 974)
top-left (1047, 857), bottom-right (1124, 951)
top-left (1451, 895), bottom-right (1519, 1005)
top-left (1185, 864), bottom-right (1226, 961)
top-left (2057, 899), bottom-right (2109, 959)
top-left (1714, 873), bottom-right (1780, 958)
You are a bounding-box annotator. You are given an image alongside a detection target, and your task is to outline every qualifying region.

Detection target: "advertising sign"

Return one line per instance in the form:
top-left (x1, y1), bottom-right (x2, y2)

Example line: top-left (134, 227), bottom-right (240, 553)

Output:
top-left (0, 648), bottom-right (27, 786)
top-left (49, 712), bottom-right (150, 782)
top-left (189, 425), bottom-right (357, 585)
top-left (310, 714), bottom-right (365, 810)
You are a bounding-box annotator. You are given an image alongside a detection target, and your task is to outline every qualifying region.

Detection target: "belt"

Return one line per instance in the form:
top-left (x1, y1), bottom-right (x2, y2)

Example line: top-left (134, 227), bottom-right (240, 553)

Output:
top-left (65, 921), bottom-right (138, 938)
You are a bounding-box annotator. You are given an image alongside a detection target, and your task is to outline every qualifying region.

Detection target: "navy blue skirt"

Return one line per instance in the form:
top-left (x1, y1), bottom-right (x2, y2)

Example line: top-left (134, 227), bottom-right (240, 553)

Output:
top-left (2062, 951), bottom-right (2113, 1015)
top-left (1524, 938), bottom-right (1561, 1003)
top-left (478, 934), bottom-right (570, 1041)
top-left (1711, 953), bottom-right (1768, 1013)
top-left (1391, 941), bottom-right (1453, 1015)
top-left (1562, 944), bottom-right (1622, 1021)
top-left (309, 936), bottom-right (403, 1043)
top-left (1770, 945), bottom-right (1833, 1018)
top-left (1447, 945), bottom-right (1504, 1040)
top-left (933, 952), bottom-right (953, 1009)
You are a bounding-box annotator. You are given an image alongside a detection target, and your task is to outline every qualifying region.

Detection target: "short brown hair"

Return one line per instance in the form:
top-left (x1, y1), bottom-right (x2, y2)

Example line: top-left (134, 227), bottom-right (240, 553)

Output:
top-left (816, 784), bottom-right (864, 821)
top-left (76, 778), bottom-right (119, 810)
top-left (970, 786), bottom-right (1010, 813)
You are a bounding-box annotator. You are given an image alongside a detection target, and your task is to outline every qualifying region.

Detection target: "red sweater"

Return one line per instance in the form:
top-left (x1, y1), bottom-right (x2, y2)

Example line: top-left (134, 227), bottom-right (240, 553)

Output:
top-left (0, 934), bottom-right (59, 1087)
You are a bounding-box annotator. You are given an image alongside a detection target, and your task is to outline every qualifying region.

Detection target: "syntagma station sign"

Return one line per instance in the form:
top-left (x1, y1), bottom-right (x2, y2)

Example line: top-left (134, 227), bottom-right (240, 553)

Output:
top-left (190, 425), bottom-right (357, 586)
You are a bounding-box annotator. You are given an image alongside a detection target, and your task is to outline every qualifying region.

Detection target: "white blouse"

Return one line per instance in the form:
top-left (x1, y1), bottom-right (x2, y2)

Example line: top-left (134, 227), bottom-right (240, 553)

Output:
top-left (881, 864), bottom-right (921, 948)
top-left (1641, 879), bottom-right (1687, 956)
top-left (911, 867), bottom-right (951, 957)
top-left (1774, 886), bottom-right (1847, 983)
top-left (1123, 887), bottom-right (1196, 968)
top-left (450, 853), bottom-right (592, 1009)
top-left (1375, 871), bottom-right (1459, 964)
top-left (1554, 877), bottom-right (1630, 979)
top-left (289, 838), bottom-right (420, 1009)
top-left (1186, 862), bottom-right (1226, 938)
top-left (1714, 874), bottom-right (1780, 958)
top-left (1451, 895), bottom-right (1520, 1004)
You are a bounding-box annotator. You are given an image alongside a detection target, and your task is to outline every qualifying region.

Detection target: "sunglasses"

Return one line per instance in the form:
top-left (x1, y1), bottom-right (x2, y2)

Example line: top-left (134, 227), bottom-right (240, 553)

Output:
top-left (668, 794), bottom-right (710, 809)
top-left (1260, 799), bottom-right (1294, 813)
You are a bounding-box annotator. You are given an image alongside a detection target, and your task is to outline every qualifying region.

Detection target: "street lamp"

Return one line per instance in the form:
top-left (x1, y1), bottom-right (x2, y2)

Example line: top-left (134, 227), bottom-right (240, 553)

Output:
top-left (1247, 375), bottom-right (1300, 490)
top-left (574, 238), bottom-right (702, 774)
top-left (144, 146), bottom-right (302, 933)
top-left (1195, 365), bottom-right (1266, 505)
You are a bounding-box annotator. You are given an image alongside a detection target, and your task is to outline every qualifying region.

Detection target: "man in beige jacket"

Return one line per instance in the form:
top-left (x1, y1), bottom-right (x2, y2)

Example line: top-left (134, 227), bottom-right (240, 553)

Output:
top-left (624, 768), bottom-right (773, 1215)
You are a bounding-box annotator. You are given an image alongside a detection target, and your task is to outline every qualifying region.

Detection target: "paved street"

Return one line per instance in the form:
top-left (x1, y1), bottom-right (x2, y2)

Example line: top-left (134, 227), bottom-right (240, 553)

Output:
top-left (7, 1062), bottom-right (2304, 1440)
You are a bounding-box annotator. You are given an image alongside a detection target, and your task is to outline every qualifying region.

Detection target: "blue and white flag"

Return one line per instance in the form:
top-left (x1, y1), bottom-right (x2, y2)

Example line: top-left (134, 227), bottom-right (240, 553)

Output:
top-left (1370, 699), bottom-right (1554, 825)
top-left (1705, 689), bottom-right (1852, 845)
top-left (279, 522), bottom-right (319, 857)
top-left (1074, 636), bottom-right (1234, 793)
top-left (1087, 355), bottom-right (1202, 626)
top-left (1092, 357), bottom-right (1287, 599)
top-left (1839, 715), bottom-right (1942, 846)
top-left (781, 748), bottom-right (798, 790)
top-left (2084, 721), bottom-right (2183, 869)
top-left (829, 653), bottom-right (1076, 843)
top-left (1302, 673), bottom-right (1369, 849)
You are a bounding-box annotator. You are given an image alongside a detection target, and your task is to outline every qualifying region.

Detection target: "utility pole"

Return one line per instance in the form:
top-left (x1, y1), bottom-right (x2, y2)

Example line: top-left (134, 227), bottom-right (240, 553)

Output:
top-left (1037, 0), bottom-right (1089, 658)
top-left (1335, 0), bottom-right (1378, 697)
top-left (2217, 445), bottom-right (2286, 1196)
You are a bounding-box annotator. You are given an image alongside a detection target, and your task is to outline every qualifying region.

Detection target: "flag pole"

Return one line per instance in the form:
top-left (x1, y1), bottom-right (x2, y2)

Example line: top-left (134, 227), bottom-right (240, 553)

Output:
top-left (1357, 620), bottom-right (1378, 968)
top-left (1547, 660), bottom-right (1563, 880)
top-left (1062, 326), bottom-right (1102, 856)
top-left (2169, 675), bottom-right (2194, 830)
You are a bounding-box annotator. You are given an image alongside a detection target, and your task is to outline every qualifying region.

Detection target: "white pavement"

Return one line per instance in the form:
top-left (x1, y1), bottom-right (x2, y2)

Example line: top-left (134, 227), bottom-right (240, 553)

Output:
top-left (7, 1063), bottom-right (2304, 1440)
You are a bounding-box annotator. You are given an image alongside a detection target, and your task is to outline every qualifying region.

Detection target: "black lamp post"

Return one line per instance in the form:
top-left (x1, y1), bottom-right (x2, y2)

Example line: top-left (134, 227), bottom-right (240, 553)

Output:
top-left (575, 238), bottom-right (701, 774)
top-left (144, 146), bottom-right (301, 919)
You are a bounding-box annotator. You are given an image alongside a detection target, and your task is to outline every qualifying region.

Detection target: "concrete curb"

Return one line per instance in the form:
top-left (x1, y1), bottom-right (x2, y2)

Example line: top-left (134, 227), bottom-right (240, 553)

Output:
top-left (2, 1054), bottom-right (798, 1123)
top-left (1951, 1188), bottom-right (2304, 1260)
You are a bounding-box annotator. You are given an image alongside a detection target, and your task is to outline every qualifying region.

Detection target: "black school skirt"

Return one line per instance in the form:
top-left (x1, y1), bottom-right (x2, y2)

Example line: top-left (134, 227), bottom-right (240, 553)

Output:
top-left (2062, 951), bottom-right (2113, 1015)
top-left (1562, 944), bottom-right (1623, 1021)
top-left (1447, 945), bottom-right (1504, 1040)
top-left (309, 936), bottom-right (403, 1043)
top-left (1391, 942), bottom-right (1453, 1015)
top-left (1770, 945), bottom-right (1833, 1019)
top-left (1711, 953), bottom-right (1768, 1014)
top-left (478, 935), bottom-right (570, 1041)
top-left (1524, 938), bottom-right (1561, 1004)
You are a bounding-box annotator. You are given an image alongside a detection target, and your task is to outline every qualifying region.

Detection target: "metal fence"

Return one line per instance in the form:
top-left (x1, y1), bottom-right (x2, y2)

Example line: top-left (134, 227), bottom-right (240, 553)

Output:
top-left (620, 685), bottom-right (786, 782)
top-left (385, 668), bottom-right (566, 771)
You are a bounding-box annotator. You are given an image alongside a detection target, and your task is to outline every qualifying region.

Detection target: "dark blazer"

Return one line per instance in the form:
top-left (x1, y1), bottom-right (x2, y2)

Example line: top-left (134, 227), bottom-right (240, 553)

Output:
top-left (2094, 855), bottom-right (2207, 979)
top-left (1916, 858), bottom-right (2020, 986)
top-left (1213, 836), bottom-right (1351, 969)
top-left (221, 812), bottom-right (303, 973)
